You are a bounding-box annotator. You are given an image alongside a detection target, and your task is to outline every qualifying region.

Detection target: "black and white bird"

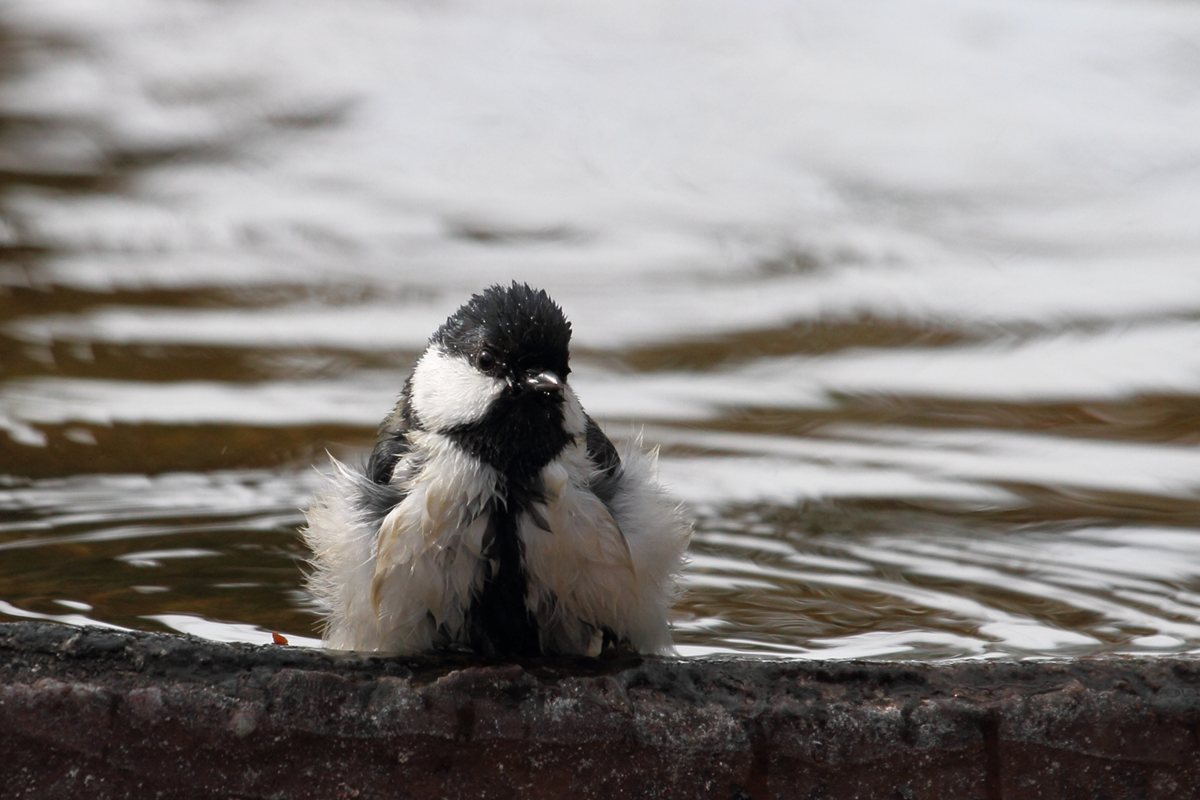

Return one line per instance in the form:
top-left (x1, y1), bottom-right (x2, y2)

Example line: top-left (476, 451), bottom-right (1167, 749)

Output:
top-left (303, 282), bottom-right (690, 657)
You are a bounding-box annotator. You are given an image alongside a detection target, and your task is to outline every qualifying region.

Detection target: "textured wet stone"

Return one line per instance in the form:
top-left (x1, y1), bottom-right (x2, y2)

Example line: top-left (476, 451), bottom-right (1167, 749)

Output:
top-left (2, 622), bottom-right (1199, 799)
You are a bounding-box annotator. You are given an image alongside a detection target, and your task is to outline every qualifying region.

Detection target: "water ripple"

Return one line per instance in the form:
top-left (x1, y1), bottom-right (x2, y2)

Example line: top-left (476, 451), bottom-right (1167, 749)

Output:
top-left (2, 0), bottom-right (1200, 659)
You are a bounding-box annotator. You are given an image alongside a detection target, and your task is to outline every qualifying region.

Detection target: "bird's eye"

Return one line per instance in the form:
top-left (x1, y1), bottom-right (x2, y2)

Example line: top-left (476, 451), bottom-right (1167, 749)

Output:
top-left (477, 350), bottom-right (497, 371)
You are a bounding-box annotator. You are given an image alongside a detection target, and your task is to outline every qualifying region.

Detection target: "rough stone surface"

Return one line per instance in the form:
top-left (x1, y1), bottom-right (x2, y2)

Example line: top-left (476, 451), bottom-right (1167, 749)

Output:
top-left (2, 622), bottom-right (1200, 799)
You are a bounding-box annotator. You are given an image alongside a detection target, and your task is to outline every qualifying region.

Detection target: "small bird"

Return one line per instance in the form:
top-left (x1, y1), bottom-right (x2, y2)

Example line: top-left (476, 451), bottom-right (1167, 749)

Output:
top-left (303, 282), bottom-right (690, 657)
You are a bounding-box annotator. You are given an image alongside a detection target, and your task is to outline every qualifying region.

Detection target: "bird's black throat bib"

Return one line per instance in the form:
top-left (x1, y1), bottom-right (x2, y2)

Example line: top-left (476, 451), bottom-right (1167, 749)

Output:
top-left (448, 391), bottom-right (572, 657)
top-left (467, 502), bottom-right (542, 657)
top-left (445, 390), bottom-right (572, 480)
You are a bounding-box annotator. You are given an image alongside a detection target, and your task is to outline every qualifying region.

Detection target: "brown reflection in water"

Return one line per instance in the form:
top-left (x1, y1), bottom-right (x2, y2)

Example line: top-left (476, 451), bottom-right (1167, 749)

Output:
top-left (0, 423), bottom-right (372, 479)
top-left (680, 395), bottom-right (1200, 446)
top-left (615, 313), bottom-right (974, 371)
top-left (0, 511), bottom-right (313, 638)
top-left (0, 337), bottom-right (415, 383)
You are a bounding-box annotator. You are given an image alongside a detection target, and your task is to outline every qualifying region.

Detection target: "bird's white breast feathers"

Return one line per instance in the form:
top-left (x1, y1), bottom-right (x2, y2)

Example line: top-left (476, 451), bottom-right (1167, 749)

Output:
top-left (369, 430), bottom-right (501, 650)
top-left (302, 431), bottom-right (689, 654)
top-left (521, 439), bottom-right (675, 653)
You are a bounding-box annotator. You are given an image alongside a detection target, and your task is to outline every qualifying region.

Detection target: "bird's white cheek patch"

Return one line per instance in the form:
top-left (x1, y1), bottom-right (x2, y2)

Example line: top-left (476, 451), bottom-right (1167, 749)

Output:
top-left (410, 345), bottom-right (505, 430)
top-left (561, 386), bottom-right (587, 438)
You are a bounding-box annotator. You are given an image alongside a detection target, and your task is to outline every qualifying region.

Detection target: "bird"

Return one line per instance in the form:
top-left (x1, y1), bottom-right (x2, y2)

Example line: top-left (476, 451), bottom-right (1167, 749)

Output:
top-left (302, 282), bottom-right (691, 657)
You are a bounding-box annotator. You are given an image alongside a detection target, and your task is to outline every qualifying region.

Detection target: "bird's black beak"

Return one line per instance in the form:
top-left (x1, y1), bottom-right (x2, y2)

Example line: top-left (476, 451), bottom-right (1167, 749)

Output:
top-left (523, 370), bottom-right (564, 394)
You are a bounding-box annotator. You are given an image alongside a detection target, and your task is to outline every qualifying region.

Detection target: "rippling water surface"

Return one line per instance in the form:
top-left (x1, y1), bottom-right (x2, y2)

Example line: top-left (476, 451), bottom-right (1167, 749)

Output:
top-left (3, 0), bottom-right (1200, 659)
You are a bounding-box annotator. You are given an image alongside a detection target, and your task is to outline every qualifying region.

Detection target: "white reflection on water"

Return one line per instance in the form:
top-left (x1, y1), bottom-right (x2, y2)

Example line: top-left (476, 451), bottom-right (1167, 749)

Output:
top-left (5, 0), bottom-right (1200, 293)
top-left (0, 599), bottom-right (125, 630)
top-left (144, 613), bottom-right (322, 648)
top-left (654, 426), bottom-right (1200, 501)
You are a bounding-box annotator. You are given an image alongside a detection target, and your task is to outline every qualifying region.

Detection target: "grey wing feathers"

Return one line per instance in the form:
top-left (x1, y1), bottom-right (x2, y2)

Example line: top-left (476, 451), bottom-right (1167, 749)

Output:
top-left (584, 414), bottom-right (622, 506)
top-left (358, 393), bottom-right (415, 524)
top-left (366, 425), bottom-right (410, 485)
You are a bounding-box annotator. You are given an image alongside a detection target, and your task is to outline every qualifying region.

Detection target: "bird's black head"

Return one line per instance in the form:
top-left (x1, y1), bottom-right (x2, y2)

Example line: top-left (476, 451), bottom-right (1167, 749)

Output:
top-left (409, 283), bottom-right (580, 480)
top-left (432, 282), bottom-right (572, 386)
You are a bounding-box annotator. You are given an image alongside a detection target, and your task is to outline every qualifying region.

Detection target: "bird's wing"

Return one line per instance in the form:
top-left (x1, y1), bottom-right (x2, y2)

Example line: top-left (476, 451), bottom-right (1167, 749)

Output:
top-left (366, 379), bottom-right (417, 484)
top-left (365, 425), bottom-right (411, 484)
top-left (583, 413), bottom-right (623, 507)
top-left (357, 384), bottom-right (417, 523)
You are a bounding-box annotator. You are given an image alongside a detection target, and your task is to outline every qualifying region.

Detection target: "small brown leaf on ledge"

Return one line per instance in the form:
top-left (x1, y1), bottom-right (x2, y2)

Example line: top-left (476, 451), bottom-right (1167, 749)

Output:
top-left (271, 631), bottom-right (289, 646)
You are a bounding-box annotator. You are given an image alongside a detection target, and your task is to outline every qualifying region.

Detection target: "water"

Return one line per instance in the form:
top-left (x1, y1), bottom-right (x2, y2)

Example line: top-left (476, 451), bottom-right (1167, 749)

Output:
top-left (2, 0), bottom-right (1200, 659)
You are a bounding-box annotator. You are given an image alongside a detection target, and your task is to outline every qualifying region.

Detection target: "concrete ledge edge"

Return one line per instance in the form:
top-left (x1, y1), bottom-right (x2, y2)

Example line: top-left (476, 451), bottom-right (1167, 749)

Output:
top-left (2, 621), bottom-right (1198, 799)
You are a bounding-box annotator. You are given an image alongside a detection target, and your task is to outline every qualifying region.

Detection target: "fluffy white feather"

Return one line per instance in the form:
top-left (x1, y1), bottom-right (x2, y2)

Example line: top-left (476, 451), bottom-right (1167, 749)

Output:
top-left (303, 431), bottom-right (501, 652)
top-left (302, 431), bottom-right (690, 655)
top-left (522, 435), bottom-right (689, 654)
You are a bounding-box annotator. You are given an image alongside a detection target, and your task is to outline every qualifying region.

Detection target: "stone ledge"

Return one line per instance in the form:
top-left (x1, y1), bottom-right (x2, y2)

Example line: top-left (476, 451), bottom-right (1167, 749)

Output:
top-left (2, 621), bottom-right (1198, 799)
